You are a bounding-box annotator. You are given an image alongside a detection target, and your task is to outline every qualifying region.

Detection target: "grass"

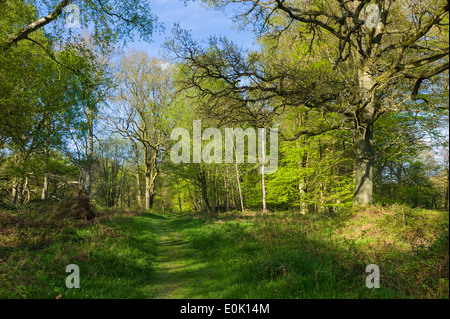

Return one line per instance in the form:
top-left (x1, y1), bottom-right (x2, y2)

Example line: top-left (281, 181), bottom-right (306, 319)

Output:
top-left (141, 215), bottom-right (219, 298)
top-left (0, 200), bottom-right (161, 299)
top-left (165, 214), bottom-right (367, 298)
top-left (0, 200), bottom-right (448, 299)
top-left (162, 204), bottom-right (448, 298)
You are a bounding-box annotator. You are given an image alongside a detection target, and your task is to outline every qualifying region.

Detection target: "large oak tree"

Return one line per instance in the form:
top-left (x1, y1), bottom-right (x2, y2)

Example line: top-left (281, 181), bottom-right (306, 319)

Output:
top-left (168, 0), bottom-right (449, 205)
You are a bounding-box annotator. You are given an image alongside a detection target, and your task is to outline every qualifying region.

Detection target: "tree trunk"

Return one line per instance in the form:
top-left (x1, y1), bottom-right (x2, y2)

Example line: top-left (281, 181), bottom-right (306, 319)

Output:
top-left (299, 152), bottom-right (309, 214)
top-left (42, 173), bottom-right (49, 200)
top-left (149, 191), bottom-right (155, 208)
top-left (235, 162), bottom-right (244, 212)
top-left (178, 194), bottom-right (183, 213)
top-left (232, 138), bottom-right (245, 213)
top-left (132, 142), bottom-right (142, 207)
top-left (224, 167), bottom-right (229, 212)
top-left (42, 146), bottom-right (49, 200)
top-left (354, 65), bottom-right (376, 206)
top-left (354, 123), bottom-right (375, 205)
top-left (261, 161), bottom-right (267, 213)
top-left (198, 169), bottom-right (212, 214)
top-left (202, 187), bottom-right (211, 214)
top-left (444, 185), bottom-right (449, 211)
top-left (135, 169), bottom-right (142, 207)
top-left (187, 184), bottom-right (199, 213)
top-left (23, 177), bottom-right (30, 204)
top-left (299, 180), bottom-right (307, 214)
top-left (145, 173), bottom-right (151, 209)
top-left (85, 107), bottom-right (94, 195)
top-left (11, 180), bottom-right (17, 206)
top-left (260, 129), bottom-right (267, 213)
top-left (16, 182), bottom-right (23, 206)
top-left (444, 166), bottom-right (449, 211)
top-left (298, 111), bottom-right (308, 214)
top-left (144, 146), bottom-right (158, 210)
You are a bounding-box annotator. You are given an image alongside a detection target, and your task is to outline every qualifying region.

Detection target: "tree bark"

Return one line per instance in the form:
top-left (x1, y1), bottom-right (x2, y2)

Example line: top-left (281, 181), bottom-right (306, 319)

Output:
top-left (353, 123), bottom-right (375, 205)
top-left (135, 169), bottom-right (142, 207)
top-left (0, 0), bottom-right (72, 52)
top-left (299, 151), bottom-right (309, 214)
top-left (42, 173), bottom-right (49, 200)
top-left (16, 182), bottom-right (23, 206)
top-left (224, 167), bottom-right (229, 212)
top-left (11, 180), bottom-right (17, 206)
top-left (145, 173), bottom-right (151, 209)
top-left (42, 146), bottom-right (49, 200)
top-left (178, 193), bottom-right (183, 213)
top-left (198, 168), bottom-right (212, 214)
top-left (187, 184), bottom-right (199, 213)
top-left (85, 106), bottom-right (94, 195)
top-left (149, 190), bottom-right (155, 208)
top-left (23, 177), bottom-right (30, 204)
top-left (133, 143), bottom-right (142, 207)
top-left (298, 111), bottom-right (308, 214)
top-left (260, 129), bottom-right (267, 213)
top-left (143, 144), bottom-right (158, 209)
top-left (235, 162), bottom-right (244, 212)
top-left (353, 65), bottom-right (376, 206)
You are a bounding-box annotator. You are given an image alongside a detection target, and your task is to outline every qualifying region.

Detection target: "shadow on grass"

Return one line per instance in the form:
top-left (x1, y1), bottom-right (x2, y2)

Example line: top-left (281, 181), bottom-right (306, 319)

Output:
top-left (2, 208), bottom-right (446, 299)
top-left (160, 211), bottom-right (446, 299)
top-left (0, 213), bottom-right (163, 299)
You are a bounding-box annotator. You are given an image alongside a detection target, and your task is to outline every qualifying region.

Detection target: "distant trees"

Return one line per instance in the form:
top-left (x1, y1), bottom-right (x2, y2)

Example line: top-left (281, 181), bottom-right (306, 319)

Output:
top-left (0, 0), bottom-right (447, 213)
top-left (95, 136), bottom-right (129, 208)
top-left (0, 31), bottom-right (81, 205)
top-left (111, 51), bottom-right (174, 209)
top-left (0, 0), bottom-right (157, 207)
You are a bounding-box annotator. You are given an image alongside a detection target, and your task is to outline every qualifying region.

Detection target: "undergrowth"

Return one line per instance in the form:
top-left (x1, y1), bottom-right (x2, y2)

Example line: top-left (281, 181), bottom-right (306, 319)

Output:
top-left (0, 198), bottom-right (159, 299)
top-left (1, 199), bottom-right (447, 299)
top-left (176, 204), bottom-right (448, 299)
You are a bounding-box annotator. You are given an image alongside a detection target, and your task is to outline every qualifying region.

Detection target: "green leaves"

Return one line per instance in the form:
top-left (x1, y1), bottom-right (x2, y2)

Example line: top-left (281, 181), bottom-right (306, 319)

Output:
top-left (0, 0), bottom-right (160, 52)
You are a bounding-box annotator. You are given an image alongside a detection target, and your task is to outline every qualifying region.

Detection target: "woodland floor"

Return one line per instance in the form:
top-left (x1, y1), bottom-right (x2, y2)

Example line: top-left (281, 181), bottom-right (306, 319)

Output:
top-left (0, 204), bottom-right (448, 299)
top-left (143, 216), bottom-right (217, 298)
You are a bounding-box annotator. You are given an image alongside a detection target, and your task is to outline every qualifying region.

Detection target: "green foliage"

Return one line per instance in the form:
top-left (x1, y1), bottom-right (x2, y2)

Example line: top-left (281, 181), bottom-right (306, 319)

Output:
top-left (266, 130), bottom-right (353, 213)
top-left (0, 0), bottom-right (159, 51)
top-left (0, 0), bottom-right (448, 301)
top-left (374, 110), bottom-right (447, 209)
top-left (162, 206), bottom-right (449, 298)
top-left (1, 201), bottom-right (447, 299)
top-left (0, 204), bottom-right (159, 298)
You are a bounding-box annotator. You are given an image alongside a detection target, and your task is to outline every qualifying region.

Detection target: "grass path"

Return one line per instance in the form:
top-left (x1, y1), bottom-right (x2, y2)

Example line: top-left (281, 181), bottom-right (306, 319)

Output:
top-left (144, 215), bottom-right (216, 299)
top-left (2, 207), bottom-right (445, 299)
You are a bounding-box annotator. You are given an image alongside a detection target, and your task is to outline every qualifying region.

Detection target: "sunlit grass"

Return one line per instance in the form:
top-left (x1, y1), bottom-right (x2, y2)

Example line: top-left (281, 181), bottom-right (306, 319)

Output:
top-left (1, 203), bottom-right (448, 299)
top-left (0, 209), bottom-right (161, 299)
top-left (166, 205), bottom-right (448, 299)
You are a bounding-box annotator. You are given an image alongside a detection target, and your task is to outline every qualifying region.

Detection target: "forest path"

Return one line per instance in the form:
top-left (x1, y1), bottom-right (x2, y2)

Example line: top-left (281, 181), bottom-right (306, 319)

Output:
top-left (143, 215), bottom-right (215, 299)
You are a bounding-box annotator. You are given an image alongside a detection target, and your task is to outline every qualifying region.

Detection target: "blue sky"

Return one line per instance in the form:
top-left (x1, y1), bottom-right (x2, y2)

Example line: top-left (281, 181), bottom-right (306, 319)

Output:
top-left (127, 0), bottom-right (258, 57)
